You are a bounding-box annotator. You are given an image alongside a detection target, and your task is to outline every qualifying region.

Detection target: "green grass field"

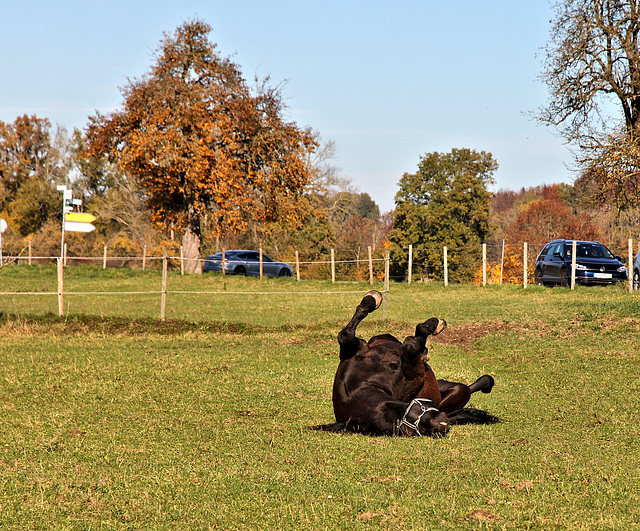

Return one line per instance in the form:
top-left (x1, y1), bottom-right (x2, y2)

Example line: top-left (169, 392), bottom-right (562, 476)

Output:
top-left (1, 265), bottom-right (640, 529)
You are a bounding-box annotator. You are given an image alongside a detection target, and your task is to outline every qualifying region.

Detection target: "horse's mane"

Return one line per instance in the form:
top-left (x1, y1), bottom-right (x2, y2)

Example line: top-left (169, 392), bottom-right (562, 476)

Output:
top-left (447, 408), bottom-right (501, 425)
top-left (309, 422), bottom-right (387, 436)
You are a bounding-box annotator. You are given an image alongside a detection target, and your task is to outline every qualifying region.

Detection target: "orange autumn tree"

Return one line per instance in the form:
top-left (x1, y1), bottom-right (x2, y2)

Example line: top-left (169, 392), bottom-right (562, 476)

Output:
top-left (86, 19), bottom-right (316, 272)
top-left (507, 194), bottom-right (602, 246)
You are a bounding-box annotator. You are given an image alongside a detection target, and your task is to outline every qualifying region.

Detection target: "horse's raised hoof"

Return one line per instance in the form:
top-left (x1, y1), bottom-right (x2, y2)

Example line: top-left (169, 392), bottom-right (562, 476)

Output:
top-left (415, 318), bottom-right (447, 338)
top-left (362, 290), bottom-right (383, 311)
top-left (469, 374), bottom-right (495, 394)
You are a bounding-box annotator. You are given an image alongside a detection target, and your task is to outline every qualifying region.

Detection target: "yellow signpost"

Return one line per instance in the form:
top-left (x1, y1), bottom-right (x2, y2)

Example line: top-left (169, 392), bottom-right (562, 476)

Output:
top-left (65, 212), bottom-right (96, 223)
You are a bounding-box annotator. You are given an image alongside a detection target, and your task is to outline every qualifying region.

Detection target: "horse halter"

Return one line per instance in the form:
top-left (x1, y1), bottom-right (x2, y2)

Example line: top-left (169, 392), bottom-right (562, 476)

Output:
top-left (398, 398), bottom-right (443, 436)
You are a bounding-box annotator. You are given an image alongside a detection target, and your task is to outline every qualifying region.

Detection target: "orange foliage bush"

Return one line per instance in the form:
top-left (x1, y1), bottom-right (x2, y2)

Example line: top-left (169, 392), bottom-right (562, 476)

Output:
top-left (474, 245), bottom-right (534, 285)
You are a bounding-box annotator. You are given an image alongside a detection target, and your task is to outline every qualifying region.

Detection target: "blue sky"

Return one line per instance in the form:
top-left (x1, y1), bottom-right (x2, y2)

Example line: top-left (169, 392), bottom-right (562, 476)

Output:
top-left (1, 1), bottom-right (573, 212)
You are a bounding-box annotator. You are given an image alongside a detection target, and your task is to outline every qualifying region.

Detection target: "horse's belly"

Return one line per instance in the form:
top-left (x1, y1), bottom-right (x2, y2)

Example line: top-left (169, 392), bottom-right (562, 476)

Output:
top-left (415, 366), bottom-right (441, 403)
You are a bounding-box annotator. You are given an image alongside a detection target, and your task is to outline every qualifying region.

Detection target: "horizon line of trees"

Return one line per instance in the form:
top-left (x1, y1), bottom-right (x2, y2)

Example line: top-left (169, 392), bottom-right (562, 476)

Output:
top-left (2, 108), bottom-right (639, 283)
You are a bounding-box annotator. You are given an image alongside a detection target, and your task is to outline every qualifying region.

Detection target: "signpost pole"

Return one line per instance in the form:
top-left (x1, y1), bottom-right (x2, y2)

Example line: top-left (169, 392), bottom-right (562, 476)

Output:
top-left (57, 258), bottom-right (64, 316)
top-left (0, 218), bottom-right (6, 265)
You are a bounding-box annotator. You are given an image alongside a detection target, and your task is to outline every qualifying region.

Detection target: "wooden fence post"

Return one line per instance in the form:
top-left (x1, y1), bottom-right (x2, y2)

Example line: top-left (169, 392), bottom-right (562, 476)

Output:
top-left (629, 238), bottom-right (633, 293)
top-left (295, 250), bottom-right (300, 281)
top-left (222, 249), bottom-right (226, 276)
top-left (161, 255), bottom-right (167, 321)
top-left (28, 241), bottom-right (32, 265)
top-left (180, 246), bottom-right (184, 275)
top-left (57, 257), bottom-right (64, 316)
top-left (383, 250), bottom-right (390, 319)
top-left (570, 240), bottom-right (577, 290)
top-left (408, 244), bottom-right (413, 284)
top-left (500, 239), bottom-right (505, 285)
top-left (331, 248), bottom-right (335, 283)
top-left (103, 245), bottom-right (107, 269)
top-left (259, 248), bottom-right (263, 279)
top-left (64, 243), bottom-right (68, 266)
top-left (523, 242), bottom-right (528, 289)
top-left (142, 245), bottom-right (147, 271)
top-left (443, 246), bottom-right (448, 287)
top-left (482, 243), bottom-right (487, 286)
top-left (368, 246), bottom-right (373, 285)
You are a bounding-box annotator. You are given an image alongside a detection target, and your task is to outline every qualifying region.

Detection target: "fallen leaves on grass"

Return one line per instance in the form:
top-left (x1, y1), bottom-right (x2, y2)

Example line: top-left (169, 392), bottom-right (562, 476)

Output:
top-left (501, 480), bottom-right (534, 491)
top-left (364, 476), bottom-right (402, 483)
top-left (357, 505), bottom-right (404, 523)
top-left (469, 509), bottom-right (500, 522)
top-left (278, 389), bottom-right (324, 400)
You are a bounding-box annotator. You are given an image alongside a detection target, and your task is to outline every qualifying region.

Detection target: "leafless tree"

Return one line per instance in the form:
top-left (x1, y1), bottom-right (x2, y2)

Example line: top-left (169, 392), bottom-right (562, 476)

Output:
top-left (539, 0), bottom-right (640, 210)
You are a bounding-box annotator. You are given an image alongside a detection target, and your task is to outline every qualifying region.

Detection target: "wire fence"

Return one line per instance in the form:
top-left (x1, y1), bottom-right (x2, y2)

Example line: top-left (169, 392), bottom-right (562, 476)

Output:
top-left (1, 239), bottom-right (637, 283)
top-left (1, 239), bottom-right (637, 321)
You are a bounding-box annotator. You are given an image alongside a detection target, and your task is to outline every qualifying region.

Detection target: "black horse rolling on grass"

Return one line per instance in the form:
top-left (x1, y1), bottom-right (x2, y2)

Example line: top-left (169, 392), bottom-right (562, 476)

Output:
top-left (313, 290), bottom-right (498, 437)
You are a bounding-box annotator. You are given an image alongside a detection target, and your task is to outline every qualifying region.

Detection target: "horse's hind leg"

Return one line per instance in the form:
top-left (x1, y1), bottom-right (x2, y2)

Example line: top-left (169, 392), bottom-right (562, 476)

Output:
top-left (437, 380), bottom-right (472, 413)
top-left (438, 375), bottom-right (495, 413)
top-left (469, 374), bottom-right (495, 394)
top-left (337, 290), bottom-right (383, 360)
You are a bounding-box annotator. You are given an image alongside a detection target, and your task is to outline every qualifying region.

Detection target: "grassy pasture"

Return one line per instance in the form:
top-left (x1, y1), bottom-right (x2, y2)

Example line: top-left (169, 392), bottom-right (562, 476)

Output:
top-left (1, 265), bottom-right (640, 529)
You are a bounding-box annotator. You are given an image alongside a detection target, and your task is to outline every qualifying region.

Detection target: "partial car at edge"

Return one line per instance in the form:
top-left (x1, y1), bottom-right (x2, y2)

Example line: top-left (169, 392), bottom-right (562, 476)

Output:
top-left (202, 249), bottom-right (293, 278)
top-left (534, 239), bottom-right (627, 287)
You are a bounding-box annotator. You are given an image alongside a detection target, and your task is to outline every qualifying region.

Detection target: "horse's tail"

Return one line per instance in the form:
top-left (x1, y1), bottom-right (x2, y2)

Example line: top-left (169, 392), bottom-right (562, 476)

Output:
top-left (309, 422), bottom-right (349, 433)
top-left (447, 408), bottom-right (500, 426)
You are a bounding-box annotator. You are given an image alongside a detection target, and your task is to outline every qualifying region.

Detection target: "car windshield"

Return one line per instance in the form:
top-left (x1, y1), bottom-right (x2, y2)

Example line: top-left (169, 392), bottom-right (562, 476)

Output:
top-left (571, 243), bottom-right (614, 259)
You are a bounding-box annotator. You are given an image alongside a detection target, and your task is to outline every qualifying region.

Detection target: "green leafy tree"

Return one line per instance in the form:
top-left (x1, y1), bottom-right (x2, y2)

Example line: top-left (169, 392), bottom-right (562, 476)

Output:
top-left (0, 115), bottom-right (51, 202)
top-left (86, 19), bottom-right (316, 273)
top-left (0, 115), bottom-right (72, 236)
top-left (389, 148), bottom-right (497, 282)
top-left (10, 178), bottom-right (60, 236)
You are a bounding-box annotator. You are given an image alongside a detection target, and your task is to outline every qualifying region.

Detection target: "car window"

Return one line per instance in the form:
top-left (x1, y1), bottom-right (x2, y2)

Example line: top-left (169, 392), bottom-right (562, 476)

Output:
top-left (576, 244), bottom-right (613, 259)
top-left (262, 255), bottom-right (274, 262)
top-left (577, 244), bottom-right (594, 258)
top-left (552, 243), bottom-right (565, 257)
top-left (539, 244), bottom-right (553, 257)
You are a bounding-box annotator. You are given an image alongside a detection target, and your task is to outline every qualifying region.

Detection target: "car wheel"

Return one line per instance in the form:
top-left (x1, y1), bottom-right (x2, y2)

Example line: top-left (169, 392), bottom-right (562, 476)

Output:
top-left (634, 270), bottom-right (640, 291)
top-left (279, 268), bottom-right (292, 277)
top-left (560, 268), bottom-right (570, 287)
top-left (534, 268), bottom-right (543, 286)
top-left (234, 265), bottom-right (247, 276)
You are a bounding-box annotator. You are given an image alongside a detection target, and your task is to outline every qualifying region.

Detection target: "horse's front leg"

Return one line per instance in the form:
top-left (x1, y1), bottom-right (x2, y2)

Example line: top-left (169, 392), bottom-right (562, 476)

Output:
top-left (398, 318), bottom-right (447, 401)
top-left (400, 317), bottom-right (447, 376)
top-left (337, 290), bottom-right (382, 361)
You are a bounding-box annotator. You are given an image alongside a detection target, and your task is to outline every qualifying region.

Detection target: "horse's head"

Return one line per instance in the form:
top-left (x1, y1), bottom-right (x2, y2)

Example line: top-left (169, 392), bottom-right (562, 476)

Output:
top-left (397, 398), bottom-right (450, 438)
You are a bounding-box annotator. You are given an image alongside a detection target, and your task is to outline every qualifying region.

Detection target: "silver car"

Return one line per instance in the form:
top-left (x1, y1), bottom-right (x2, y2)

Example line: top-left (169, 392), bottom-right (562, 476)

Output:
top-left (202, 249), bottom-right (293, 277)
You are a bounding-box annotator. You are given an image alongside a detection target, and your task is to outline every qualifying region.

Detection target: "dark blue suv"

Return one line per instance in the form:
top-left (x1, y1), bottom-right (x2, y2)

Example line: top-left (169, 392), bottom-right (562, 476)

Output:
top-left (534, 239), bottom-right (627, 286)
